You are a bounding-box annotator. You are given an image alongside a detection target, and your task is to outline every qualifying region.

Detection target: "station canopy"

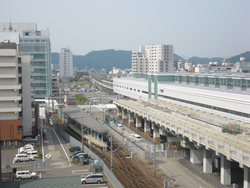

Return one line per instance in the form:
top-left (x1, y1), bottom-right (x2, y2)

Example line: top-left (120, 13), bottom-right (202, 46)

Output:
top-left (62, 106), bottom-right (109, 134)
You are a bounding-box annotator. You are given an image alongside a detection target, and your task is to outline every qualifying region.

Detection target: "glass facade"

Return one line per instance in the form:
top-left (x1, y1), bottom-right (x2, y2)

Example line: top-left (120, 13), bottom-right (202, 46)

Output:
top-left (20, 38), bottom-right (51, 99)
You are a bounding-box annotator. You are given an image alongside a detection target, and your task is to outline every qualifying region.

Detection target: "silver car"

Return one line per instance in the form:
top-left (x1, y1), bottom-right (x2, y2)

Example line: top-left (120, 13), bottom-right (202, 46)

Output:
top-left (81, 174), bottom-right (104, 184)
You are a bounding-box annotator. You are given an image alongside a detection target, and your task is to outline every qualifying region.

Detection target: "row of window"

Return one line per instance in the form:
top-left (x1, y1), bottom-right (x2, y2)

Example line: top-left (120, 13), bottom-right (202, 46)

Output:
top-left (158, 94), bottom-right (250, 118)
top-left (20, 39), bottom-right (47, 43)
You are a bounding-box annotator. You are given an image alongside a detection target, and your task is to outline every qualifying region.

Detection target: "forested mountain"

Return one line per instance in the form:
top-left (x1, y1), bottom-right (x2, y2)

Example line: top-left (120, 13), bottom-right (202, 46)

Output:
top-left (51, 50), bottom-right (250, 69)
top-left (188, 57), bottom-right (224, 65)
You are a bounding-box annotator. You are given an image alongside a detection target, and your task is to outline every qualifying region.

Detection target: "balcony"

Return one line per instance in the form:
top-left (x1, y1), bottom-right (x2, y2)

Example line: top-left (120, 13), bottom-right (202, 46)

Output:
top-left (0, 63), bottom-right (16, 67)
top-left (0, 85), bottom-right (21, 90)
top-left (0, 74), bottom-right (16, 78)
top-left (0, 96), bottom-right (21, 101)
top-left (0, 107), bottom-right (21, 113)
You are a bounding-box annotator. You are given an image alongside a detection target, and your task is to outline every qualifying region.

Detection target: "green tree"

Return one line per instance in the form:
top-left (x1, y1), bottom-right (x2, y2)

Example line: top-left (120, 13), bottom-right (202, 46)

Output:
top-left (74, 94), bottom-right (87, 104)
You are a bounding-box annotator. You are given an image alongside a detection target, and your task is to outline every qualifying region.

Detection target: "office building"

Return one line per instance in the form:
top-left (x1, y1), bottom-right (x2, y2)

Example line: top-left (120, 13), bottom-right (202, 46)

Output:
top-left (132, 44), bottom-right (174, 73)
top-left (0, 22), bottom-right (52, 99)
top-left (59, 48), bottom-right (73, 78)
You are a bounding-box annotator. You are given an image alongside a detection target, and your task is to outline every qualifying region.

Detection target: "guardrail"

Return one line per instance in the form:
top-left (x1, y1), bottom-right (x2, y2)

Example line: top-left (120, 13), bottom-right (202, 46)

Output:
top-left (114, 100), bottom-right (250, 168)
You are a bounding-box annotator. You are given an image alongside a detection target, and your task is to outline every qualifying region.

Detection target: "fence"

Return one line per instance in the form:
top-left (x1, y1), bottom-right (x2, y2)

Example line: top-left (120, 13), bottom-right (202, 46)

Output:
top-left (53, 123), bottom-right (124, 188)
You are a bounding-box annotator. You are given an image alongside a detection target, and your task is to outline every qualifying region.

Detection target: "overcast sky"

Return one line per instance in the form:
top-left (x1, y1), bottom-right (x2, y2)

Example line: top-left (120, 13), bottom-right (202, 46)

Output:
top-left (1, 0), bottom-right (250, 58)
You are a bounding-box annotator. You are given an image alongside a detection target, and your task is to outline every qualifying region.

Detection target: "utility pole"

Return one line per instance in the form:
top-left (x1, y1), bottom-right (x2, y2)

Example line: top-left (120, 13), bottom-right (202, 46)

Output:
top-left (122, 123), bottom-right (124, 147)
top-left (81, 116), bottom-right (84, 151)
top-left (154, 138), bottom-right (156, 177)
top-left (111, 134), bottom-right (113, 172)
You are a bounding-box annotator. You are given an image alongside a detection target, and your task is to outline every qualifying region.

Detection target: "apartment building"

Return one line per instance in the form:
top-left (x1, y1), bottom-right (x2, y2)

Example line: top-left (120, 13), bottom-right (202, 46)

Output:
top-left (0, 41), bottom-right (37, 146)
top-left (132, 44), bottom-right (174, 73)
top-left (59, 48), bottom-right (73, 78)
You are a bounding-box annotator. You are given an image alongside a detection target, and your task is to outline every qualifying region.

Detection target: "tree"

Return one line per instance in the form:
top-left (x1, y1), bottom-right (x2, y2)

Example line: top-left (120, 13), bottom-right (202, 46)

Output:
top-left (74, 94), bottom-right (87, 104)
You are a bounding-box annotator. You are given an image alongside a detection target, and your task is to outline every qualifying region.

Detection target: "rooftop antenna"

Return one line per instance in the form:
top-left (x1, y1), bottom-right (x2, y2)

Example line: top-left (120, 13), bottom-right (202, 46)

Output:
top-left (9, 14), bottom-right (12, 32)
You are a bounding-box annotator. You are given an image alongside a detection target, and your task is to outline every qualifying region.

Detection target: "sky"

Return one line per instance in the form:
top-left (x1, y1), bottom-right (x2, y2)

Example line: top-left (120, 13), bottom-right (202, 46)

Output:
top-left (1, 0), bottom-right (250, 58)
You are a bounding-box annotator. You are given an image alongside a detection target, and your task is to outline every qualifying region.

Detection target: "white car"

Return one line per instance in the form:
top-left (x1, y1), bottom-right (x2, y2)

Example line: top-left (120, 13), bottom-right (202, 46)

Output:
top-left (16, 170), bottom-right (37, 180)
top-left (14, 154), bottom-right (35, 162)
top-left (20, 144), bottom-right (34, 153)
top-left (129, 134), bottom-right (142, 141)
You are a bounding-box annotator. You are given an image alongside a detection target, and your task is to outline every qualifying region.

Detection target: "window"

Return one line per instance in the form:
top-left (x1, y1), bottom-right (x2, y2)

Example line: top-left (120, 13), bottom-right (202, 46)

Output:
top-left (17, 126), bottom-right (22, 134)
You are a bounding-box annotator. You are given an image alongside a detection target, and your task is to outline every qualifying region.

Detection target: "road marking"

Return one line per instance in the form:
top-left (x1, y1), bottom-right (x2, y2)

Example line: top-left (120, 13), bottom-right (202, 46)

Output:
top-left (72, 169), bottom-right (89, 174)
top-left (45, 154), bottom-right (51, 158)
top-left (44, 140), bottom-right (49, 143)
top-left (50, 127), bottom-right (71, 167)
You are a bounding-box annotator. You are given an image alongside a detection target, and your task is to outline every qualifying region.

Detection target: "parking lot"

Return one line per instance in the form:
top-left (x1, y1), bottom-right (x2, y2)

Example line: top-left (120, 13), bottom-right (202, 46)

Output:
top-left (1, 127), bottom-right (110, 187)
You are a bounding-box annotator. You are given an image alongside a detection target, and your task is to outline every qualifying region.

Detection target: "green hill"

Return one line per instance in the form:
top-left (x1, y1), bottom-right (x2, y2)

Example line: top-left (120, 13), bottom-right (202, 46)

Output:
top-left (52, 49), bottom-right (184, 69)
top-left (188, 56), bottom-right (224, 65)
top-left (227, 51), bottom-right (250, 63)
top-left (51, 50), bottom-right (250, 69)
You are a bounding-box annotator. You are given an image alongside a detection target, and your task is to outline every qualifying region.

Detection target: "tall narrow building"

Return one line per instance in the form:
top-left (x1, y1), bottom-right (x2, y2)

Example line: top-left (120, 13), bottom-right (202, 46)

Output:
top-left (132, 44), bottom-right (174, 73)
top-left (0, 40), bottom-right (37, 145)
top-left (59, 48), bottom-right (73, 78)
top-left (19, 30), bottom-right (51, 99)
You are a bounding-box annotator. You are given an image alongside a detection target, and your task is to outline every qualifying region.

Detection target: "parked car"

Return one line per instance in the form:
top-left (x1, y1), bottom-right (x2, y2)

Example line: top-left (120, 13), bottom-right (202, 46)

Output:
top-left (20, 144), bottom-right (34, 153)
top-left (22, 136), bottom-right (37, 142)
top-left (26, 150), bottom-right (38, 159)
top-left (16, 170), bottom-right (37, 180)
top-left (73, 153), bottom-right (89, 160)
top-left (72, 152), bottom-right (88, 159)
top-left (14, 154), bottom-right (35, 162)
top-left (81, 173), bottom-right (104, 184)
top-left (69, 146), bottom-right (81, 152)
top-left (70, 151), bottom-right (85, 158)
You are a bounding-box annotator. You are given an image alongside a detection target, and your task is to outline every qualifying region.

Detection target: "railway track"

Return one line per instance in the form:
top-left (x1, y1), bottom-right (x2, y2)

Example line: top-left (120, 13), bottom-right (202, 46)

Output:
top-left (52, 115), bottom-right (163, 188)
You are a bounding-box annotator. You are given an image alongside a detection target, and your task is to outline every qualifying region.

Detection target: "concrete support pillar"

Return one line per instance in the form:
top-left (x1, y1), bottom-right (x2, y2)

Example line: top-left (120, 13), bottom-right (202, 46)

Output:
top-left (122, 109), bottom-right (127, 123)
top-left (128, 112), bottom-right (134, 127)
top-left (101, 133), bottom-right (103, 143)
top-left (190, 149), bottom-right (203, 164)
top-left (117, 107), bottom-right (122, 119)
top-left (153, 125), bottom-right (160, 143)
top-left (97, 134), bottom-right (99, 142)
top-left (136, 115), bottom-right (142, 131)
top-left (220, 155), bottom-right (231, 185)
top-left (144, 119), bottom-right (151, 137)
top-left (244, 165), bottom-right (250, 188)
top-left (203, 149), bottom-right (213, 173)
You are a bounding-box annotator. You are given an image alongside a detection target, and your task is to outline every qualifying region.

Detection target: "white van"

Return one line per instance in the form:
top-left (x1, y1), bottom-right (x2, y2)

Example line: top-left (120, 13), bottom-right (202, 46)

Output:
top-left (117, 124), bottom-right (124, 130)
top-left (81, 173), bottom-right (104, 184)
top-left (130, 134), bottom-right (142, 141)
top-left (26, 150), bottom-right (38, 159)
top-left (16, 170), bottom-right (37, 180)
top-left (14, 154), bottom-right (35, 162)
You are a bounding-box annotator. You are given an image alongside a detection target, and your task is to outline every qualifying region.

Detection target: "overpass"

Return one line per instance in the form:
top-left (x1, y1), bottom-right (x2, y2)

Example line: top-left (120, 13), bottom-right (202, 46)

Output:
top-left (114, 98), bottom-right (250, 186)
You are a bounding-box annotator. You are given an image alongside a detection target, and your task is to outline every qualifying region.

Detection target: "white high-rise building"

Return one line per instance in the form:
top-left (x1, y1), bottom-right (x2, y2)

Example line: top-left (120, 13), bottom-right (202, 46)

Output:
top-left (0, 41), bottom-right (37, 143)
top-left (132, 44), bottom-right (174, 73)
top-left (59, 48), bottom-right (73, 78)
